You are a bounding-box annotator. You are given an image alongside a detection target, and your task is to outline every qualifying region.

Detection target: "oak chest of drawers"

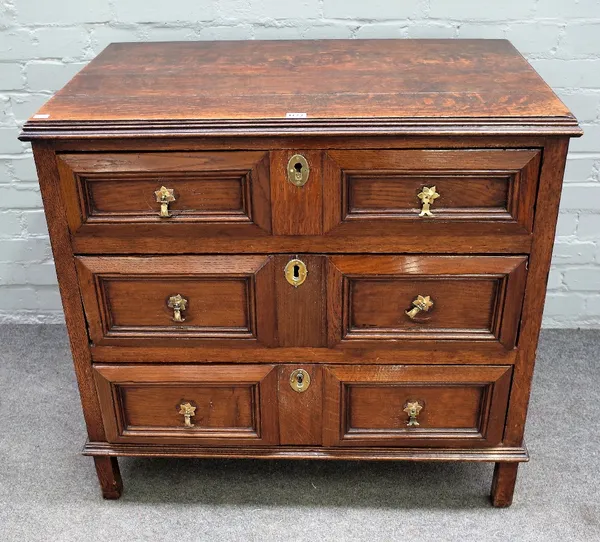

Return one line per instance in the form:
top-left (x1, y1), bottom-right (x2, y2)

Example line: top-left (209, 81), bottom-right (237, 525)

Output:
top-left (21, 39), bottom-right (581, 507)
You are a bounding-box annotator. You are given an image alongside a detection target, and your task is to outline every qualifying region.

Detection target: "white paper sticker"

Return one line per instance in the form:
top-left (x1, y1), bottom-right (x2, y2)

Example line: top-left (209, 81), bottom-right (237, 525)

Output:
top-left (33, 114), bottom-right (50, 119)
top-left (285, 112), bottom-right (307, 118)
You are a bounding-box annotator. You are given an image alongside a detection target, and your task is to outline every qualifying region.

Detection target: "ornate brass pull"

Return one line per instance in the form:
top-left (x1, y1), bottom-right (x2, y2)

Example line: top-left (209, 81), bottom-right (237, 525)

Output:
top-left (405, 295), bottom-right (433, 320)
top-left (155, 185), bottom-right (176, 218)
top-left (287, 154), bottom-right (310, 187)
top-left (178, 402), bottom-right (196, 427)
top-left (284, 258), bottom-right (308, 287)
top-left (403, 401), bottom-right (423, 427)
top-left (417, 186), bottom-right (440, 217)
top-left (167, 294), bottom-right (188, 322)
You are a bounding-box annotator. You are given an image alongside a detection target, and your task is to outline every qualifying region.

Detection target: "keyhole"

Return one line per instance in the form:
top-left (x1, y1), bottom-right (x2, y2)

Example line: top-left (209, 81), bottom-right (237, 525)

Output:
top-left (296, 373), bottom-right (303, 385)
top-left (294, 162), bottom-right (303, 181)
top-left (293, 264), bottom-right (300, 280)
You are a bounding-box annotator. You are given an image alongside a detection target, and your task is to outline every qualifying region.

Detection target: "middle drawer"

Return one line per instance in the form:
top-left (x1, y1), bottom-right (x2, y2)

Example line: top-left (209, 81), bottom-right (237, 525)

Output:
top-left (77, 254), bottom-right (527, 352)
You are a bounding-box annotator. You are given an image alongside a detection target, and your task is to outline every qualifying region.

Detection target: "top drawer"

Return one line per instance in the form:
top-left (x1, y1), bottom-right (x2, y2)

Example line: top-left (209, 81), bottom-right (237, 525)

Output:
top-left (324, 149), bottom-right (540, 232)
top-left (57, 151), bottom-right (272, 236)
top-left (58, 148), bottom-right (541, 254)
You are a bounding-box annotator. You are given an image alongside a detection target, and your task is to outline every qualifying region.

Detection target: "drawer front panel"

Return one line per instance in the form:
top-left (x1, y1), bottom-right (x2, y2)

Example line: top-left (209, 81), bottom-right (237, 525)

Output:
top-left (323, 365), bottom-right (512, 447)
top-left (76, 256), bottom-right (276, 347)
top-left (60, 147), bottom-right (539, 255)
top-left (328, 256), bottom-right (527, 348)
top-left (86, 177), bottom-right (248, 220)
top-left (57, 151), bottom-right (271, 233)
top-left (324, 149), bottom-right (541, 234)
top-left (94, 364), bottom-right (278, 445)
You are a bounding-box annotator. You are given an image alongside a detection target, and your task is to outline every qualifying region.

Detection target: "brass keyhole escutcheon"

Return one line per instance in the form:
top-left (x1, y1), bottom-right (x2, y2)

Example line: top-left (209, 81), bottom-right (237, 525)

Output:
top-left (290, 369), bottom-right (311, 393)
top-left (287, 154), bottom-right (310, 187)
top-left (284, 258), bottom-right (308, 287)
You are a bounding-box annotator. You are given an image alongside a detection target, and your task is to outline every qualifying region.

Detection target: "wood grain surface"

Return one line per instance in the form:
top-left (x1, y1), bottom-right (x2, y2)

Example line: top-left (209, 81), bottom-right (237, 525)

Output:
top-left (27, 39), bottom-right (581, 507)
top-left (277, 365), bottom-right (323, 445)
top-left (94, 364), bottom-right (280, 446)
top-left (322, 365), bottom-right (512, 448)
top-left (57, 151), bottom-right (272, 234)
top-left (75, 255), bottom-right (276, 347)
top-left (327, 255), bottom-right (527, 348)
top-left (28, 40), bottom-right (572, 122)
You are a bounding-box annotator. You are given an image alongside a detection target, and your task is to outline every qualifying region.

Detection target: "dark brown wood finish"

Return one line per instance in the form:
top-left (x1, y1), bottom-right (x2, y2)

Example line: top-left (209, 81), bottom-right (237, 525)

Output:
top-left (273, 254), bottom-right (327, 347)
top-left (20, 40), bottom-right (580, 139)
top-left (270, 150), bottom-right (323, 235)
top-left (24, 40), bottom-right (580, 507)
top-left (69, 223), bottom-right (533, 255)
top-left (491, 462), bottom-right (520, 507)
top-left (75, 255), bottom-right (276, 347)
top-left (322, 365), bottom-right (512, 448)
top-left (90, 343), bottom-right (519, 364)
top-left (503, 139), bottom-right (571, 446)
top-left (84, 442), bottom-right (529, 462)
top-left (277, 365), bottom-right (323, 445)
top-left (57, 151), bottom-right (272, 235)
top-left (94, 364), bottom-right (279, 445)
top-left (324, 149), bottom-right (541, 234)
top-left (42, 135), bottom-right (549, 151)
top-left (53, 145), bottom-right (542, 253)
top-left (327, 256), bottom-right (528, 348)
top-left (93, 456), bottom-right (123, 499)
top-left (31, 143), bottom-right (107, 443)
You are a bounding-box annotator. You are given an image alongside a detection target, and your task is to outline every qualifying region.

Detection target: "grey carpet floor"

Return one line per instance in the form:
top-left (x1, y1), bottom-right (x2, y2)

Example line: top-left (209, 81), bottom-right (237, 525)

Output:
top-left (0, 326), bottom-right (599, 542)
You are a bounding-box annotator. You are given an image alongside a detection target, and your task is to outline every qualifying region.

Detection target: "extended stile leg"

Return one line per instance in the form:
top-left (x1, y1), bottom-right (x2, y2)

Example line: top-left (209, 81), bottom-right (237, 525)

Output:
top-left (490, 462), bottom-right (519, 507)
top-left (94, 456), bottom-right (123, 500)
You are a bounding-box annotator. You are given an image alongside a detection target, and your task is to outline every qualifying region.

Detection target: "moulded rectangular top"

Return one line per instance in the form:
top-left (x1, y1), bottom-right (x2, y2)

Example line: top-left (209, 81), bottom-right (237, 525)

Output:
top-left (20, 39), bottom-right (581, 139)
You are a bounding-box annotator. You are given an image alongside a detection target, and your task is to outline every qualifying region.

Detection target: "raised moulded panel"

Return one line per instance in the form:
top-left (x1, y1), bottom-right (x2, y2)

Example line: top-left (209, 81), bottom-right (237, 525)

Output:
top-left (327, 255), bottom-right (528, 349)
top-left (75, 255), bottom-right (277, 348)
top-left (322, 364), bottom-right (512, 448)
top-left (94, 364), bottom-right (279, 445)
top-left (323, 149), bottom-right (541, 235)
top-left (57, 151), bottom-right (272, 233)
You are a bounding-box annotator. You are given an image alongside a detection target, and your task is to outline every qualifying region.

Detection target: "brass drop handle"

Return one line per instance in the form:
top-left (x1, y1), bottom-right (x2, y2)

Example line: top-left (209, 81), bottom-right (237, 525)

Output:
top-left (167, 294), bottom-right (188, 322)
top-left (155, 185), bottom-right (176, 218)
top-left (178, 402), bottom-right (196, 427)
top-left (404, 401), bottom-right (423, 427)
top-left (405, 295), bottom-right (434, 320)
top-left (417, 186), bottom-right (440, 217)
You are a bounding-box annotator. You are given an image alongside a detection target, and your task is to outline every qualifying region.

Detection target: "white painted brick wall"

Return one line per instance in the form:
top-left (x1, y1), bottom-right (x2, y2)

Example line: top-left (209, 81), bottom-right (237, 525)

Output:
top-left (0, 0), bottom-right (599, 327)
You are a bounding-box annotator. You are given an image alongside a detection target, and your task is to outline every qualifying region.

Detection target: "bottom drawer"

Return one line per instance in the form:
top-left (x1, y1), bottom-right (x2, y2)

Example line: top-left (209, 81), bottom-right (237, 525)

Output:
top-left (94, 364), bottom-right (279, 445)
top-left (323, 365), bottom-right (512, 448)
top-left (94, 363), bottom-right (512, 449)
